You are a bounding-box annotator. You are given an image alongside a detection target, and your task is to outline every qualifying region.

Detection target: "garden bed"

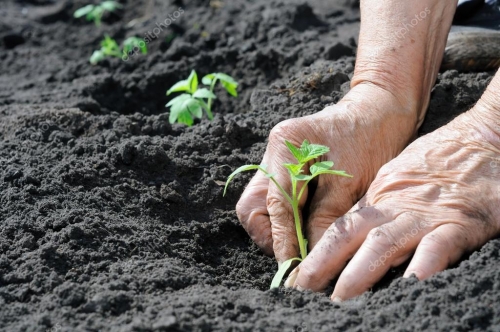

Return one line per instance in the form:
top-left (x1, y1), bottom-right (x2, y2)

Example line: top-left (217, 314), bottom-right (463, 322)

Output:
top-left (1, 0), bottom-right (499, 331)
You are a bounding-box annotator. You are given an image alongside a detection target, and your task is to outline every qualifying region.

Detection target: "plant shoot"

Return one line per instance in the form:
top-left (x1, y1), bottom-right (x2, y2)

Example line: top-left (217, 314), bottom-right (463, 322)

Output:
top-left (224, 140), bottom-right (352, 288)
top-left (74, 1), bottom-right (123, 26)
top-left (166, 70), bottom-right (238, 126)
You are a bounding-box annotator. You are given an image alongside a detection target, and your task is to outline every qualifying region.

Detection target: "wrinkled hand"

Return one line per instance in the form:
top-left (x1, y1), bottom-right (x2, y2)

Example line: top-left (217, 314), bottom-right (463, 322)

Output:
top-left (287, 109), bottom-right (500, 300)
top-left (236, 84), bottom-right (418, 263)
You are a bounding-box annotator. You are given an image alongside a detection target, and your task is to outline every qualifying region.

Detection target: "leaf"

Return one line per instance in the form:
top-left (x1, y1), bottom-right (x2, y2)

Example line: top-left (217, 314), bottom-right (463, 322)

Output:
top-left (123, 37), bottom-right (147, 55)
top-left (294, 174), bottom-right (313, 181)
top-left (221, 81), bottom-right (238, 97)
top-left (188, 102), bottom-right (203, 119)
top-left (201, 73), bottom-right (215, 85)
top-left (90, 6), bottom-right (104, 25)
top-left (310, 161), bottom-right (334, 176)
top-left (90, 50), bottom-right (105, 65)
top-left (177, 111), bottom-right (194, 126)
top-left (187, 70), bottom-right (198, 94)
top-left (101, 1), bottom-right (123, 11)
top-left (167, 80), bottom-right (191, 95)
top-left (285, 141), bottom-right (304, 163)
top-left (223, 164), bottom-right (262, 196)
top-left (270, 257), bottom-right (302, 289)
top-left (168, 109), bottom-right (179, 124)
top-left (309, 160), bottom-right (352, 178)
top-left (74, 4), bottom-right (95, 18)
top-left (283, 163), bottom-right (303, 176)
top-left (170, 94), bottom-right (202, 118)
top-left (169, 95), bottom-right (203, 126)
top-left (192, 88), bottom-right (216, 99)
top-left (214, 73), bottom-right (238, 84)
top-left (310, 169), bottom-right (353, 178)
top-left (101, 35), bottom-right (119, 50)
top-left (299, 140), bottom-right (330, 163)
top-left (166, 93), bottom-right (191, 107)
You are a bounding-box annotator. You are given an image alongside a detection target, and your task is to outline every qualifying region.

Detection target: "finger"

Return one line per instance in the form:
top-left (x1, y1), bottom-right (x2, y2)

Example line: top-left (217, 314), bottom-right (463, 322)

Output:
top-left (306, 181), bottom-right (358, 250)
top-left (403, 223), bottom-right (471, 280)
top-left (292, 204), bottom-right (392, 292)
top-left (265, 129), bottom-right (308, 264)
top-left (331, 214), bottom-right (430, 301)
top-left (236, 170), bottom-right (273, 256)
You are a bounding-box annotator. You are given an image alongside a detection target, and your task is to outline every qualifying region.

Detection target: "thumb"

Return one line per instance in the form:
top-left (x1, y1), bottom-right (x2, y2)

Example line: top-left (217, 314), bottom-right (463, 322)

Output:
top-left (306, 182), bottom-right (357, 250)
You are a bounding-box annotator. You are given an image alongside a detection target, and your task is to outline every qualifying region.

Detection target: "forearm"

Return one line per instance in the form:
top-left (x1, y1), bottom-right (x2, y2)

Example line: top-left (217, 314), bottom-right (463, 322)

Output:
top-left (352, 0), bottom-right (458, 128)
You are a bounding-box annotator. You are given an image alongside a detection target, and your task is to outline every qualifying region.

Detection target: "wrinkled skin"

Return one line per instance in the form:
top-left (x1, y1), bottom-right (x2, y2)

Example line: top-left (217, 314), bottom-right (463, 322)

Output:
top-left (235, 0), bottom-right (500, 301)
top-left (286, 107), bottom-right (500, 300)
top-left (236, 84), bottom-right (419, 263)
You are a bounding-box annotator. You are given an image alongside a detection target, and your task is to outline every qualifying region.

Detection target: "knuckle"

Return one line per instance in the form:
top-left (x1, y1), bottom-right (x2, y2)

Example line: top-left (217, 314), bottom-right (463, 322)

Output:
top-left (235, 199), bottom-right (249, 224)
top-left (297, 263), bottom-right (321, 285)
top-left (366, 226), bottom-right (397, 251)
top-left (266, 194), bottom-right (288, 214)
top-left (268, 119), bottom-right (299, 144)
top-left (325, 213), bottom-right (358, 242)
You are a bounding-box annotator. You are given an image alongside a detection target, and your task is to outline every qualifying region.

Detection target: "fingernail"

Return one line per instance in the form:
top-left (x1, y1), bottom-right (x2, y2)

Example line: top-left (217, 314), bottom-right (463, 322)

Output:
top-left (295, 284), bottom-right (305, 291)
top-left (284, 267), bottom-right (299, 288)
top-left (331, 296), bottom-right (343, 303)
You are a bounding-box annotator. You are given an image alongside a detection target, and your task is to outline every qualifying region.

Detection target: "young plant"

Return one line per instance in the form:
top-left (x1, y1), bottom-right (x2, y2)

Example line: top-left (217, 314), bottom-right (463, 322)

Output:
top-left (74, 1), bottom-right (123, 26)
top-left (166, 70), bottom-right (238, 126)
top-left (90, 35), bottom-right (147, 64)
top-left (224, 140), bottom-right (352, 289)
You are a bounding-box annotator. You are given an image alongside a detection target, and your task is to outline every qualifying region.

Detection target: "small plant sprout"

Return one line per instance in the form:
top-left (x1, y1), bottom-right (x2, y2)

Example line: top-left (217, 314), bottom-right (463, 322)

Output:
top-left (90, 35), bottom-right (147, 64)
top-left (224, 140), bottom-right (352, 289)
top-left (74, 1), bottom-right (123, 26)
top-left (166, 70), bottom-right (238, 126)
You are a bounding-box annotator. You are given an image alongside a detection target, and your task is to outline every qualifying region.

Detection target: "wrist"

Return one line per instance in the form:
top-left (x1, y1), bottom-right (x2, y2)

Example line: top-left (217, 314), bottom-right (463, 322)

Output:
top-left (333, 83), bottom-right (420, 167)
top-left (467, 71), bottom-right (500, 148)
top-left (340, 83), bottom-right (419, 134)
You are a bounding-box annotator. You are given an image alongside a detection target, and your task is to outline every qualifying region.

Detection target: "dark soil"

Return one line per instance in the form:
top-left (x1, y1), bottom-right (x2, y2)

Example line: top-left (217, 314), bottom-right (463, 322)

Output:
top-left (0, 0), bottom-right (499, 331)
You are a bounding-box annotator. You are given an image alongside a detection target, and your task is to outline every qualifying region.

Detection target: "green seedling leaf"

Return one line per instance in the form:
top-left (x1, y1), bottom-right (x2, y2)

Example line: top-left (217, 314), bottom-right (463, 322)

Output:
top-left (101, 0), bottom-right (122, 11)
top-left (123, 37), bottom-right (147, 55)
top-left (192, 88), bottom-right (216, 99)
top-left (311, 169), bottom-right (353, 178)
top-left (214, 73), bottom-right (238, 84)
top-left (75, 1), bottom-right (122, 26)
top-left (270, 257), bottom-right (302, 289)
top-left (224, 164), bottom-right (262, 196)
top-left (167, 80), bottom-right (191, 95)
top-left (166, 93), bottom-right (191, 107)
top-left (201, 73), bottom-right (215, 85)
top-left (309, 161), bottom-right (334, 175)
top-left (169, 95), bottom-right (203, 126)
top-left (284, 163), bottom-right (304, 176)
top-left (188, 70), bottom-right (198, 94)
top-left (285, 141), bottom-right (305, 163)
top-left (294, 174), bottom-right (313, 181)
top-left (74, 4), bottom-right (95, 18)
top-left (90, 50), bottom-right (105, 65)
top-left (221, 81), bottom-right (238, 97)
top-left (177, 111), bottom-right (194, 127)
top-left (300, 140), bottom-right (330, 163)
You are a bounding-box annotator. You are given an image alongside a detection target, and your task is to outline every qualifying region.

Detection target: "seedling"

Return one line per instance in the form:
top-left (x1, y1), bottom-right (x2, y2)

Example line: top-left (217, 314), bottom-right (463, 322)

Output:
top-left (90, 35), bottom-right (147, 64)
top-left (224, 140), bottom-right (352, 289)
top-left (74, 1), bottom-right (123, 26)
top-left (166, 70), bottom-right (238, 126)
